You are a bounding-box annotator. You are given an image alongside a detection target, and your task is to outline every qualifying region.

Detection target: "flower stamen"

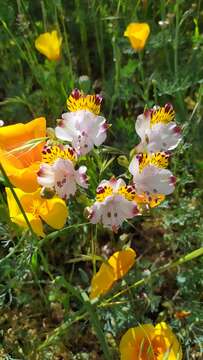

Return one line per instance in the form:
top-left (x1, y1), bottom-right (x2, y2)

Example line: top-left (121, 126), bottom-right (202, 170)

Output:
top-left (118, 185), bottom-right (136, 201)
top-left (136, 152), bottom-right (169, 172)
top-left (150, 105), bottom-right (175, 127)
top-left (96, 185), bottom-right (113, 202)
top-left (41, 145), bottom-right (77, 164)
top-left (67, 89), bottom-right (102, 115)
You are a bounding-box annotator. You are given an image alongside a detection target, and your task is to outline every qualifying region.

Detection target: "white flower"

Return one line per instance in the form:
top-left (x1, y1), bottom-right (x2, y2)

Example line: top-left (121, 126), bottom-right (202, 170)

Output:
top-left (135, 104), bottom-right (182, 153)
top-left (129, 153), bottom-right (176, 195)
top-left (55, 110), bottom-right (108, 156)
top-left (87, 178), bottom-right (139, 232)
top-left (37, 158), bottom-right (88, 200)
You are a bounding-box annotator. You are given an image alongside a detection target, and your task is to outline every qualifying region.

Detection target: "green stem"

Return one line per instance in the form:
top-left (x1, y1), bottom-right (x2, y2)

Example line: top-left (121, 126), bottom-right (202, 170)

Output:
top-left (91, 225), bottom-right (97, 275)
top-left (0, 230), bottom-right (28, 264)
top-left (138, 52), bottom-right (148, 103)
top-left (0, 164), bottom-right (35, 236)
top-left (41, 222), bottom-right (90, 245)
top-left (0, 164), bottom-right (53, 292)
top-left (37, 308), bottom-right (88, 351)
top-left (174, 1), bottom-right (180, 80)
top-left (41, 0), bottom-right (48, 31)
top-left (74, 0), bottom-right (91, 76)
top-left (81, 292), bottom-right (113, 360)
top-left (59, 9), bottom-right (75, 87)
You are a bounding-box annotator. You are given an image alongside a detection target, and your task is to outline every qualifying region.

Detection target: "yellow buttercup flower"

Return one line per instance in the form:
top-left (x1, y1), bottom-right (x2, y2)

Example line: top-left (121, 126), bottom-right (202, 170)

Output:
top-left (90, 248), bottom-right (136, 299)
top-left (0, 117), bottom-right (46, 192)
top-left (124, 22), bottom-right (150, 51)
top-left (35, 30), bottom-right (62, 61)
top-left (119, 322), bottom-right (183, 360)
top-left (6, 188), bottom-right (68, 237)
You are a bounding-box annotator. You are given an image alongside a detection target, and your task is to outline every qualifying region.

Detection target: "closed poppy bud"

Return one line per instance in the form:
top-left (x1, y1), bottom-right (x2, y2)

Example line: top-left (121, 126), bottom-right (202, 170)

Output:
top-left (90, 248), bottom-right (136, 299)
top-left (35, 30), bottom-right (62, 61)
top-left (124, 22), bottom-right (150, 51)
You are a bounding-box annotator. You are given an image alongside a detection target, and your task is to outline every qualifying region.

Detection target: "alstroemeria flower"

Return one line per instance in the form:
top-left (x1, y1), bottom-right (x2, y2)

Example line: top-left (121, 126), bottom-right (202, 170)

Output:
top-left (124, 22), bottom-right (150, 51)
top-left (6, 188), bottom-right (68, 237)
top-left (0, 117), bottom-right (46, 192)
top-left (55, 89), bottom-right (108, 156)
top-left (129, 152), bottom-right (176, 196)
top-left (119, 322), bottom-right (182, 360)
top-left (37, 145), bottom-right (88, 200)
top-left (90, 248), bottom-right (136, 299)
top-left (87, 178), bottom-right (140, 232)
top-left (135, 104), bottom-right (182, 153)
top-left (35, 30), bottom-right (62, 61)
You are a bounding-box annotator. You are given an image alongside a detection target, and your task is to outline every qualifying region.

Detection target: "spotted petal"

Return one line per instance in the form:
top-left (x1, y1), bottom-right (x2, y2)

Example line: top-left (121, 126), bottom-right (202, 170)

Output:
top-left (134, 165), bottom-right (175, 195)
top-left (147, 122), bottom-right (182, 152)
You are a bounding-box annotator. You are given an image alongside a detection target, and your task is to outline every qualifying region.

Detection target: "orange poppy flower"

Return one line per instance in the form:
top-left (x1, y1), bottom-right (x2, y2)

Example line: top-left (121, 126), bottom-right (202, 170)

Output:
top-left (120, 322), bottom-right (183, 359)
top-left (0, 117), bottom-right (46, 192)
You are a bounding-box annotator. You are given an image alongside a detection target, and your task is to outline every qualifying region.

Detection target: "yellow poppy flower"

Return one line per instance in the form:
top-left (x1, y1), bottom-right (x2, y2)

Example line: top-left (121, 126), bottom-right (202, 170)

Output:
top-left (6, 188), bottom-right (68, 237)
top-left (90, 248), bottom-right (136, 299)
top-left (0, 117), bottom-right (46, 192)
top-left (119, 322), bottom-right (183, 360)
top-left (35, 30), bottom-right (62, 61)
top-left (124, 22), bottom-right (150, 51)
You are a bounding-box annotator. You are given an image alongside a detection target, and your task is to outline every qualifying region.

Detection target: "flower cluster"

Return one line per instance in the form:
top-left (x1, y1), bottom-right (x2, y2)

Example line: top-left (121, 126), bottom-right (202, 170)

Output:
top-left (0, 89), bottom-right (109, 236)
top-left (88, 103), bottom-right (181, 232)
top-left (1, 95), bottom-right (181, 238)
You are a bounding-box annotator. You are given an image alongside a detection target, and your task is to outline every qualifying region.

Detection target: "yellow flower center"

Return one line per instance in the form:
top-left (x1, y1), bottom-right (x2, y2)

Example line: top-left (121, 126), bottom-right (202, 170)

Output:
top-left (137, 336), bottom-right (168, 359)
top-left (117, 185), bottom-right (136, 201)
top-left (96, 184), bottom-right (138, 202)
top-left (146, 194), bottom-right (165, 208)
top-left (67, 89), bottom-right (102, 115)
top-left (137, 152), bottom-right (169, 172)
top-left (150, 106), bottom-right (175, 127)
top-left (96, 185), bottom-right (113, 202)
top-left (151, 335), bottom-right (170, 359)
top-left (41, 145), bottom-right (77, 164)
top-left (29, 199), bottom-right (41, 216)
